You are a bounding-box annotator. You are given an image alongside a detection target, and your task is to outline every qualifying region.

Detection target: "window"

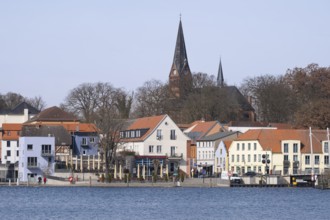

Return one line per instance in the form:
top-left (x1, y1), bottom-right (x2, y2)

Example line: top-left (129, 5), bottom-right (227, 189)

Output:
top-left (248, 143), bottom-right (251, 151)
top-left (242, 155), bottom-right (245, 162)
top-left (253, 166), bottom-right (256, 172)
top-left (237, 143), bottom-right (240, 151)
top-left (136, 130), bottom-right (141, 137)
top-left (324, 142), bottom-right (329, 153)
top-left (83, 150), bottom-right (86, 155)
top-left (120, 132), bottom-right (124, 138)
top-left (198, 152), bottom-right (201, 159)
top-left (284, 155), bottom-right (289, 161)
top-left (42, 145), bottom-right (52, 154)
top-left (131, 131), bottom-right (135, 138)
top-left (305, 155), bottom-right (310, 165)
top-left (242, 143), bottom-right (245, 151)
top-left (293, 155), bottom-right (298, 162)
top-left (7, 141), bottom-right (10, 147)
top-left (254, 143), bottom-right (257, 151)
top-left (82, 138), bottom-right (87, 146)
top-left (315, 155), bottom-right (320, 165)
top-left (248, 154), bottom-right (251, 162)
top-left (125, 131), bottom-right (130, 138)
top-left (157, 145), bottom-right (162, 153)
top-left (258, 154), bottom-right (261, 162)
top-left (254, 154), bottom-right (257, 162)
top-left (283, 143), bottom-right (288, 153)
top-left (17, 151), bottom-right (19, 157)
top-left (237, 155), bottom-right (240, 162)
top-left (231, 155), bottom-right (234, 162)
top-left (7, 150), bottom-right (11, 157)
top-left (149, 145), bottom-right (154, 153)
top-left (325, 156), bottom-right (329, 165)
top-left (17, 140), bottom-right (19, 147)
top-left (27, 157), bottom-right (38, 167)
top-left (156, 129), bottom-right (162, 140)
top-left (171, 146), bottom-right (175, 156)
top-left (293, 143), bottom-right (298, 153)
top-left (27, 144), bottom-right (33, 150)
top-left (170, 130), bottom-right (176, 140)
top-left (89, 137), bottom-right (95, 143)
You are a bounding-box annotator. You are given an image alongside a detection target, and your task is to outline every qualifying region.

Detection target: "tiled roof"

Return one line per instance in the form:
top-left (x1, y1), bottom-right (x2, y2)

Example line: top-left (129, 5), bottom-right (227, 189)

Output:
top-left (236, 129), bottom-right (327, 153)
top-left (224, 140), bottom-right (233, 152)
top-left (122, 115), bottom-right (166, 142)
top-left (27, 106), bottom-right (78, 122)
top-left (21, 125), bottom-right (72, 146)
top-left (0, 101), bottom-right (40, 115)
top-left (200, 131), bottom-right (238, 141)
top-left (185, 121), bottom-right (219, 140)
top-left (1, 123), bottom-right (22, 140)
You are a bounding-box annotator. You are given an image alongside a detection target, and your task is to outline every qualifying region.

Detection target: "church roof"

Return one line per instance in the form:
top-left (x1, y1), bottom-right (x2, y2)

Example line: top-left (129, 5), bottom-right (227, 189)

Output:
top-left (172, 19), bottom-right (190, 76)
top-left (222, 86), bottom-right (254, 112)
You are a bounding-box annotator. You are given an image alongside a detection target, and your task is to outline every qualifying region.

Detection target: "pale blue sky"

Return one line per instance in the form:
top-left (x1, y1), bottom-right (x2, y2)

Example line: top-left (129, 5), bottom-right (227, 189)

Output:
top-left (1, 1), bottom-right (329, 107)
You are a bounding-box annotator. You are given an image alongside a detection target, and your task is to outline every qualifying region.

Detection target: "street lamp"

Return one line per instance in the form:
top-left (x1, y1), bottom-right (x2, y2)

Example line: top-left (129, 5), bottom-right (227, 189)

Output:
top-left (262, 153), bottom-right (271, 174)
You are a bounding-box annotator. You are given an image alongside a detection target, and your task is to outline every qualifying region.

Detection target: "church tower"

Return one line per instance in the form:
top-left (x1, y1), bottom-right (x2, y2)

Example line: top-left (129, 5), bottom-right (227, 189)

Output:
top-left (217, 57), bottom-right (224, 87)
top-left (169, 18), bottom-right (192, 98)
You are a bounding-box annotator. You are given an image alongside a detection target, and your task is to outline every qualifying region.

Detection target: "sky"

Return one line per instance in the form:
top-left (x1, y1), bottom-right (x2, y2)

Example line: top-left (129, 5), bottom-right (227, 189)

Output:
top-left (1, 1), bottom-right (330, 107)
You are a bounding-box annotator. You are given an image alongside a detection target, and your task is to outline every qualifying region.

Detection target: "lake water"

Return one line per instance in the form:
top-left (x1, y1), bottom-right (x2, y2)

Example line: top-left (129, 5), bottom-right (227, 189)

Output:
top-left (0, 186), bottom-right (329, 220)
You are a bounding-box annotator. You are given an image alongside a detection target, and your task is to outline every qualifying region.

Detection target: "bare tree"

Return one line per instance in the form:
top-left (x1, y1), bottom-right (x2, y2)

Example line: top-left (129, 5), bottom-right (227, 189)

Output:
top-left (26, 96), bottom-right (47, 111)
top-left (133, 79), bottom-right (168, 118)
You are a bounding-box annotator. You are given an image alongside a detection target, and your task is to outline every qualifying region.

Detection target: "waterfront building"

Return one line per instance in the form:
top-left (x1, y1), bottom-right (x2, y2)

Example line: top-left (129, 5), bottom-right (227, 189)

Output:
top-left (18, 136), bottom-right (55, 182)
top-left (118, 114), bottom-right (190, 177)
top-left (228, 129), bottom-right (330, 175)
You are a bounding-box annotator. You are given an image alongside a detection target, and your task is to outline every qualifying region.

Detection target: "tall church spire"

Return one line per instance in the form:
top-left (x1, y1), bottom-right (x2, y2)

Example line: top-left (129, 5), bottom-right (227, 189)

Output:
top-left (169, 18), bottom-right (192, 98)
top-left (173, 19), bottom-right (190, 76)
top-left (217, 57), bottom-right (224, 87)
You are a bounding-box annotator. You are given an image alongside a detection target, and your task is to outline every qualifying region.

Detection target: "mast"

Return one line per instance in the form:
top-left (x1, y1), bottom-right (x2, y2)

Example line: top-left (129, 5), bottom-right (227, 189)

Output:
top-left (309, 127), bottom-right (314, 180)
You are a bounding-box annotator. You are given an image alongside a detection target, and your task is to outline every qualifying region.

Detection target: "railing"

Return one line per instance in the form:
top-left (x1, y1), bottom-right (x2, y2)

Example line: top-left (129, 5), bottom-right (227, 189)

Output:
top-left (168, 153), bottom-right (183, 158)
top-left (41, 150), bottom-right (54, 157)
top-left (27, 163), bottom-right (40, 168)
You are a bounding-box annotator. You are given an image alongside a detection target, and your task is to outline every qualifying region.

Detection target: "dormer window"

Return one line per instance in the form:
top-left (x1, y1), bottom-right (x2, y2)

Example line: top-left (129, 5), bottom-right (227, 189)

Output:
top-left (324, 142), bottom-right (329, 153)
top-left (131, 131), bottom-right (135, 138)
top-left (125, 131), bottom-right (130, 138)
top-left (136, 130), bottom-right (141, 137)
top-left (120, 132), bottom-right (124, 138)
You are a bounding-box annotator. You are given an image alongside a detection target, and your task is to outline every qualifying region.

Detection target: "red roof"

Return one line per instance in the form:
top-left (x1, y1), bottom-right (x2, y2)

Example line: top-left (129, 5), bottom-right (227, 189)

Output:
top-left (236, 129), bottom-right (327, 153)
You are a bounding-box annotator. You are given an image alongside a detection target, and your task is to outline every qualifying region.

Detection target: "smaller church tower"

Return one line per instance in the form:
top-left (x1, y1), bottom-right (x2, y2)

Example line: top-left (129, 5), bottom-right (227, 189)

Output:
top-left (169, 18), bottom-right (192, 98)
top-left (217, 57), bottom-right (224, 87)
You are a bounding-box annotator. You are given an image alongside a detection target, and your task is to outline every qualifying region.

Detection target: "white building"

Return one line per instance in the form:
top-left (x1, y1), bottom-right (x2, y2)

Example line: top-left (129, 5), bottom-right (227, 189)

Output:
top-left (18, 137), bottom-right (55, 182)
top-left (118, 114), bottom-right (190, 176)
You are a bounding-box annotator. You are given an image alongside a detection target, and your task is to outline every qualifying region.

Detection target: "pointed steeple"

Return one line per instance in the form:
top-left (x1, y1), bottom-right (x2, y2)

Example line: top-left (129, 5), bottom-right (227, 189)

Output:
top-left (217, 57), bottom-right (224, 87)
top-left (172, 18), bottom-right (190, 76)
top-left (169, 18), bottom-right (192, 98)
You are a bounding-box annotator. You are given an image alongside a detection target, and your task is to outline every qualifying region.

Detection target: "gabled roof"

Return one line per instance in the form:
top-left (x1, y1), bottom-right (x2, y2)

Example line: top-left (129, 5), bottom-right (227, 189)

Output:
top-left (11, 102), bottom-right (40, 114)
top-left (27, 106), bottom-right (78, 122)
top-left (185, 120), bottom-right (222, 140)
top-left (122, 115), bottom-right (167, 142)
top-left (221, 86), bottom-right (254, 112)
top-left (21, 125), bottom-right (72, 146)
top-left (224, 140), bottom-right (233, 152)
top-left (236, 129), bottom-right (327, 154)
top-left (0, 101), bottom-right (39, 115)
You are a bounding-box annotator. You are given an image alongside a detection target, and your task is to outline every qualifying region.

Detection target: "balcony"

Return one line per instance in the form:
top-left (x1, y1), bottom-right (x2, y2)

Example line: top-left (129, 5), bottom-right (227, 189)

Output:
top-left (41, 150), bottom-right (54, 157)
top-left (167, 153), bottom-right (183, 161)
top-left (27, 162), bottom-right (40, 168)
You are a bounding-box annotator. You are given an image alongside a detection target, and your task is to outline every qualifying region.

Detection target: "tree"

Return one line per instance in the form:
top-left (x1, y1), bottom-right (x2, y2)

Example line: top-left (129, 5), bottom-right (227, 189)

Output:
top-left (132, 79), bottom-right (168, 118)
top-left (240, 75), bottom-right (296, 123)
top-left (26, 96), bottom-right (47, 111)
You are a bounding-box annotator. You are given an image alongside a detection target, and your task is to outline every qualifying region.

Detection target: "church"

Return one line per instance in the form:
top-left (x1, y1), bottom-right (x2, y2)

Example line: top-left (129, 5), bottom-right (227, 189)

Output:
top-left (167, 19), bottom-right (255, 123)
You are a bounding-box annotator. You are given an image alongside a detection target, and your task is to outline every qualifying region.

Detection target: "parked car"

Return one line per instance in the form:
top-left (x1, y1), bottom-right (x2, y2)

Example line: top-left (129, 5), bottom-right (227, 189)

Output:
top-left (230, 173), bottom-right (242, 184)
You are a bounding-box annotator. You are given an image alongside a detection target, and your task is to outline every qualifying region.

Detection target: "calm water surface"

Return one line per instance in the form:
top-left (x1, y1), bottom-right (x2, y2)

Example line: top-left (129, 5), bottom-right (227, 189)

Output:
top-left (0, 186), bottom-right (329, 220)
